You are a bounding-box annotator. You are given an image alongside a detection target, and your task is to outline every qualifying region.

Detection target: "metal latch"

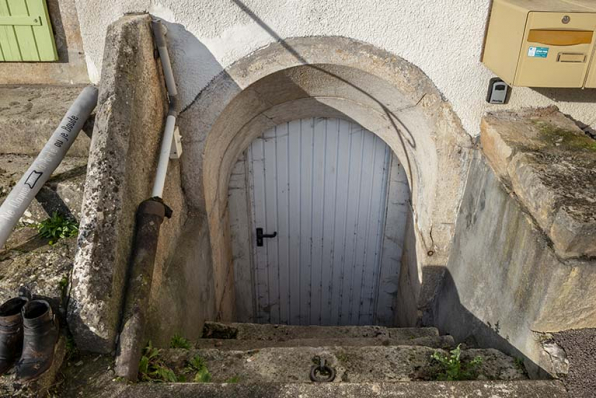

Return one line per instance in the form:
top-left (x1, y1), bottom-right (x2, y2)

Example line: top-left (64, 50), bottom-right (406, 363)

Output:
top-left (256, 228), bottom-right (277, 247)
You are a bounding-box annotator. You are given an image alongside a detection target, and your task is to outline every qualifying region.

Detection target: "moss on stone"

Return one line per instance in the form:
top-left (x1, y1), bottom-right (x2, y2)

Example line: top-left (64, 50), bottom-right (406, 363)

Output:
top-left (534, 121), bottom-right (596, 152)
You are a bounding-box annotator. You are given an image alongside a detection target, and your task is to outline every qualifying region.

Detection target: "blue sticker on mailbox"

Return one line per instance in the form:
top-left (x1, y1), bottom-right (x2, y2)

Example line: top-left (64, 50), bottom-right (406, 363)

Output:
top-left (528, 47), bottom-right (549, 58)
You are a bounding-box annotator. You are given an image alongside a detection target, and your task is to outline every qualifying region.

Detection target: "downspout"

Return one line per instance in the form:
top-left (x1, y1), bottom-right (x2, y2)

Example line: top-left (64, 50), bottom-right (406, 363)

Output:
top-left (114, 19), bottom-right (179, 381)
top-left (0, 86), bottom-right (98, 249)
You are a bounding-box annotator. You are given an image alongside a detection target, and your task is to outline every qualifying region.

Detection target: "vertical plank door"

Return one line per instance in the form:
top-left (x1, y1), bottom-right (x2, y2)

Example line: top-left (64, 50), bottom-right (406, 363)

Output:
top-left (247, 117), bottom-right (393, 325)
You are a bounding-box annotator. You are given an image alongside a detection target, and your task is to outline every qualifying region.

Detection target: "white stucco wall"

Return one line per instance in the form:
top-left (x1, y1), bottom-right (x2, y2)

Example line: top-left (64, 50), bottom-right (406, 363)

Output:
top-left (74, 0), bottom-right (596, 136)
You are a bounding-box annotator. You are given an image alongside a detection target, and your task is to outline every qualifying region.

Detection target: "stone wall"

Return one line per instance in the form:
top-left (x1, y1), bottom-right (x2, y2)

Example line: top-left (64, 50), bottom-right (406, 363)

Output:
top-left (145, 210), bottom-right (217, 347)
top-left (73, 0), bottom-right (596, 136)
top-left (433, 108), bottom-right (596, 378)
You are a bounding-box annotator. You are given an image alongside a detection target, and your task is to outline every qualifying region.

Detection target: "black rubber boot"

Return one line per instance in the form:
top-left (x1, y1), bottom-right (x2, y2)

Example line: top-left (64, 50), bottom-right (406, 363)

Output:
top-left (0, 296), bottom-right (29, 375)
top-left (15, 300), bottom-right (59, 381)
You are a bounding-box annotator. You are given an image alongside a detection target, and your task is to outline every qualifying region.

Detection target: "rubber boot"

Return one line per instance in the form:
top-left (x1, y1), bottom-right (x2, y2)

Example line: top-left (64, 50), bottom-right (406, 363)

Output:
top-left (0, 296), bottom-right (29, 375)
top-left (15, 300), bottom-right (59, 381)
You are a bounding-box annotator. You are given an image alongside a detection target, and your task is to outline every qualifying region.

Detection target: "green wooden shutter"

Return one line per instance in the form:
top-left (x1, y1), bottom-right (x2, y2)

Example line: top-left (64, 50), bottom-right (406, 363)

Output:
top-left (0, 0), bottom-right (58, 62)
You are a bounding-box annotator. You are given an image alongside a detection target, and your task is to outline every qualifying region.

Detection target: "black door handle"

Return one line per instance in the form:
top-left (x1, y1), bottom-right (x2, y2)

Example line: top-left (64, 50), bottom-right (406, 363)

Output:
top-left (256, 228), bottom-right (277, 247)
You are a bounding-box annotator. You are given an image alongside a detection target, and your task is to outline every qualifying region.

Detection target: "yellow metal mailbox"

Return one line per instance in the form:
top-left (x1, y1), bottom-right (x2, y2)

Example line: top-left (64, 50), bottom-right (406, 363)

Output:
top-left (483, 0), bottom-right (596, 88)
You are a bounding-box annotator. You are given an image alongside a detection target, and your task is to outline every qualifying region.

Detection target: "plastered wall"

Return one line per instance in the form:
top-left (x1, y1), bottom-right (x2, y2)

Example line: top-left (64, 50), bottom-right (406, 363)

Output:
top-left (74, 0), bottom-right (596, 137)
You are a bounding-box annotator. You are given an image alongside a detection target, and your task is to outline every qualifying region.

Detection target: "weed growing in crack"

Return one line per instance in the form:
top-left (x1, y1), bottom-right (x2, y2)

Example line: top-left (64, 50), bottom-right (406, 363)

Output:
top-left (170, 333), bottom-right (192, 349)
top-left (186, 355), bottom-right (211, 383)
top-left (139, 341), bottom-right (180, 382)
top-left (430, 344), bottom-right (483, 381)
top-left (37, 212), bottom-right (78, 245)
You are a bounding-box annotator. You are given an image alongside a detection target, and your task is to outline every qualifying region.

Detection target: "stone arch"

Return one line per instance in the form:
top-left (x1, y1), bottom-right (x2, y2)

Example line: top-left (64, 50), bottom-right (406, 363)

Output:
top-left (178, 36), bottom-right (473, 323)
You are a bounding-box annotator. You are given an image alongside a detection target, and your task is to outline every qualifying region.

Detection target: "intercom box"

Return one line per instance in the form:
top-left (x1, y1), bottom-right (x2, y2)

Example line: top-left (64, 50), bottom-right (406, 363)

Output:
top-left (483, 0), bottom-right (596, 88)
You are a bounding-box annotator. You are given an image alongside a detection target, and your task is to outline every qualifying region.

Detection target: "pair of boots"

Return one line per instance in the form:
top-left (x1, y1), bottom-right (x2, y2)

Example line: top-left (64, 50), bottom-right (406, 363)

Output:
top-left (0, 294), bottom-right (59, 381)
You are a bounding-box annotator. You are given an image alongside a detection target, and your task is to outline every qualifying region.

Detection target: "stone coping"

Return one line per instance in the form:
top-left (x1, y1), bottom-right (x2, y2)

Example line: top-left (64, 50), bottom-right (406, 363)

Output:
top-left (481, 107), bottom-right (596, 259)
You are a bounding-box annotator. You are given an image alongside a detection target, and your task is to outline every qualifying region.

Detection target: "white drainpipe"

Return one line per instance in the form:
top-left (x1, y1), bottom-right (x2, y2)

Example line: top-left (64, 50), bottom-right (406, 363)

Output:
top-left (0, 86), bottom-right (98, 249)
top-left (151, 19), bottom-right (179, 198)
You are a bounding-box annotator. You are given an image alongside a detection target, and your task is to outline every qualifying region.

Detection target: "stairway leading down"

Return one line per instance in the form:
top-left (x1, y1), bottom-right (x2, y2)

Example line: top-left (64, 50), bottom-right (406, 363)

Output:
top-left (60, 322), bottom-right (569, 397)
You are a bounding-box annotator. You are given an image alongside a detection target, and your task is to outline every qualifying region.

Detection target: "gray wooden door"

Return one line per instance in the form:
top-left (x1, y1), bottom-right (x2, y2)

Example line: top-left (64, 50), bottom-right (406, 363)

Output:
top-left (246, 117), bottom-right (393, 326)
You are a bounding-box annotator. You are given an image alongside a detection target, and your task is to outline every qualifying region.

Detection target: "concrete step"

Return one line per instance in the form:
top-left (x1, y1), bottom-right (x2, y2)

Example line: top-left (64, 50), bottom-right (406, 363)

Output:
top-left (203, 321), bottom-right (440, 341)
top-left (0, 85), bottom-right (93, 157)
top-left (76, 381), bottom-right (570, 398)
top-left (196, 335), bottom-right (455, 350)
top-left (0, 153), bottom-right (87, 227)
top-left (160, 345), bottom-right (526, 383)
top-left (59, 354), bottom-right (565, 398)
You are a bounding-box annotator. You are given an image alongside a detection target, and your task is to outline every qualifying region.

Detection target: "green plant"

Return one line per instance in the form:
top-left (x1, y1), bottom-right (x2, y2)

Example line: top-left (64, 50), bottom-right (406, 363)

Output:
top-left (139, 341), bottom-right (179, 383)
top-left (514, 357), bottom-right (527, 374)
top-left (59, 276), bottom-right (69, 296)
top-left (431, 344), bottom-right (483, 381)
top-left (37, 212), bottom-right (78, 245)
top-left (65, 335), bottom-right (79, 361)
top-left (170, 333), bottom-right (191, 349)
top-left (186, 355), bottom-right (211, 383)
top-left (225, 376), bottom-right (240, 383)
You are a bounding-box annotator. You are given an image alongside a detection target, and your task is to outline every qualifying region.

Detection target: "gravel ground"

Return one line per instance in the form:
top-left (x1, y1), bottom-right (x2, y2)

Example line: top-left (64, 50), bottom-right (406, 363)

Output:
top-left (553, 328), bottom-right (596, 398)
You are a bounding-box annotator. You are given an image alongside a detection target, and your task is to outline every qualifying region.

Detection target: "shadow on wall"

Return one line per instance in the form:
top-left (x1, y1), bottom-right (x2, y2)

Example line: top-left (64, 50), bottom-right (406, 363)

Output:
top-left (158, 21), bottom-right (228, 112)
top-left (143, 20), bottom-right (227, 347)
top-left (532, 87), bottom-right (596, 105)
top-left (46, 0), bottom-right (69, 63)
top-left (227, 0), bottom-right (419, 187)
top-left (431, 266), bottom-right (549, 379)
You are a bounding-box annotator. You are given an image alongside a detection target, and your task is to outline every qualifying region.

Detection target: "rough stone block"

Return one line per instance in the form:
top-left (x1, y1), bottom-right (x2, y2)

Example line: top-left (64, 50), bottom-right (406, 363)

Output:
top-left (68, 14), bottom-right (171, 353)
top-left (481, 107), bottom-right (596, 259)
top-left (550, 203), bottom-right (596, 259)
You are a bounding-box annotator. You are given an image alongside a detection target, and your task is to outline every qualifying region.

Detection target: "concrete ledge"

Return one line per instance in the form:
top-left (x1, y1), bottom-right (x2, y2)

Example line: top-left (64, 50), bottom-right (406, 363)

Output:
top-left (0, 154), bottom-right (87, 225)
top-left (203, 321), bottom-right (439, 340)
top-left (157, 345), bottom-right (526, 383)
top-left (63, 379), bottom-right (568, 398)
top-left (481, 107), bottom-right (596, 259)
top-left (117, 381), bottom-right (569, 398)
top-left (0, 86), bottom-right (91, 157)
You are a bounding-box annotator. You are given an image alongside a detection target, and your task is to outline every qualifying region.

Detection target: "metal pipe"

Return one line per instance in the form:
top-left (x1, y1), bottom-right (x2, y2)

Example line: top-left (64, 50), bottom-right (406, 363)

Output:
top-left (0, 86), bottom-right (98, 249)
top-left (114, 198), bottom-right (171, 381)
top-left (151, 19), bottom-right (179, 198)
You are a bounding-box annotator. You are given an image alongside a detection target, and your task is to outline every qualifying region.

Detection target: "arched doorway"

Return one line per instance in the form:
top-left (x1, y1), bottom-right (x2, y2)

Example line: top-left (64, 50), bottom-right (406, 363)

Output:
top-left (177, 36), bottom-right (473, 328)
top-left (229, 117), bottom-right (410, 326)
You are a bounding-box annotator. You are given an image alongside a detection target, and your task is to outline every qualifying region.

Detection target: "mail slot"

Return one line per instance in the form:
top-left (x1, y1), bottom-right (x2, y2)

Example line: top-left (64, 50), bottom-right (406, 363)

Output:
top-left (558, 53), bottom-right (586, 63)
top-left (483, 0), bottom-right (596, 88)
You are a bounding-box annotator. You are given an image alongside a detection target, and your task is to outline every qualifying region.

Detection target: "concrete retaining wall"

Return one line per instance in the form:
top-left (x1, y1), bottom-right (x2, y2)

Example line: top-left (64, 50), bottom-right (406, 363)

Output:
top-left (433, 110), bottom-right (596, 377)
